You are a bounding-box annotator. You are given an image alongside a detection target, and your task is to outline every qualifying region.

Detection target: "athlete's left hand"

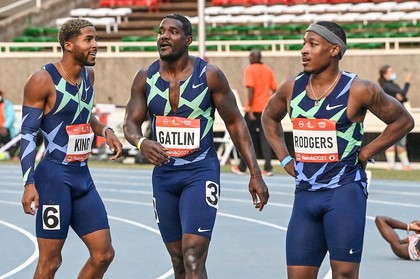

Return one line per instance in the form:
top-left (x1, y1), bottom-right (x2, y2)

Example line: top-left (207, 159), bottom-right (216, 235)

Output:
top-left (248, 177), bottom-right (269, 211)
top-left (105, 130), bottom-right (123, 160)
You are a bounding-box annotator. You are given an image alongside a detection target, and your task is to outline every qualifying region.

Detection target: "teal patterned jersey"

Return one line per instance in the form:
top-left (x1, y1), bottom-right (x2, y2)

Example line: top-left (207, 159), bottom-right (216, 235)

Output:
top-left (20, 64), bottom-right (94, 184)
top-left (289, 71), bottom-right (368, 191)
top-left (146, 57), bottom-right (217, 166)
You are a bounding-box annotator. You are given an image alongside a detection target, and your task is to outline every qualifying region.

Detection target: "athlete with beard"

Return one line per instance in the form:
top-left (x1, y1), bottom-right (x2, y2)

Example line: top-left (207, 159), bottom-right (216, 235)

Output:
top-left (20, 19), bottom-right (122, 278)
top-left (262, 21), bottom-right (414, 278)
top-left (123, 13), bottom-right (269, 279)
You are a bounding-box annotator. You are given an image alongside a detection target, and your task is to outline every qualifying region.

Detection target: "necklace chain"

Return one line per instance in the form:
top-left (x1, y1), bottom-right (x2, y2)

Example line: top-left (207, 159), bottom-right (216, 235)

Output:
top-left (59, 61), bottom-right (80, 87)
top-left (58, 61), bottom-right (87, 102)
top-left (309, 71), bottom-right (341, 106)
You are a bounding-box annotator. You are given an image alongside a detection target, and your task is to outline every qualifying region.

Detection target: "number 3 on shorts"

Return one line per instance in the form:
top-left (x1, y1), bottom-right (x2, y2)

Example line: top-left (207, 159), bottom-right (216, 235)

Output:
top-left (42, 205), bottom-right (61, 230)
top-left (205, 181), bottom-right (219, 209)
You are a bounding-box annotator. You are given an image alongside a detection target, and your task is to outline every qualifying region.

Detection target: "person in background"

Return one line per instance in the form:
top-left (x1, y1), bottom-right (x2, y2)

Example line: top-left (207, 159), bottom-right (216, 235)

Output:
top-left (0, 89), bottom-right (17, 159)
top-left (231, 49), bottom-right (277, 177)
top-left (123, 13), bottom-right (269, 279)
top-left (262, 21), bottom-right (414, 279)
top-left (20, 19), bottom-right (122, 278)
top-left (378, 65), bottom-right (412, 171)
top-left (375, 216), bottom-right (420, 261)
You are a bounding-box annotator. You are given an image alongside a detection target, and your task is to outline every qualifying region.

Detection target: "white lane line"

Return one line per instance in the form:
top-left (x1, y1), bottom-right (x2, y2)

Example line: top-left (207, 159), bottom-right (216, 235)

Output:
top-left (108, 215), bottom-right (173, 278)
top-left (218, 211), bottom-right (287, 231)
top-left (368, 200), bottom-right (420, 208)
top-left (0, 220), bottom-right (38, 279)
top-left (108, 215), bottom-right (160, 235)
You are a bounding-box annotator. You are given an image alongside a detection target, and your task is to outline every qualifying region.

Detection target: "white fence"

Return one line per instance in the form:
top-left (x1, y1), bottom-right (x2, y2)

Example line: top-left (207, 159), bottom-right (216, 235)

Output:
top-left (0, 37), bottom-right (420, 58)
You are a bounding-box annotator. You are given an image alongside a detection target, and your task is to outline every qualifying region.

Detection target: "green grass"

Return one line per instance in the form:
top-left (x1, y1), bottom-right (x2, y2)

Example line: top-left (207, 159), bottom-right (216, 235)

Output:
top-left (2, 160), bottom-right (419, 181)
top-left (222, 164), bottom-right (420, 181)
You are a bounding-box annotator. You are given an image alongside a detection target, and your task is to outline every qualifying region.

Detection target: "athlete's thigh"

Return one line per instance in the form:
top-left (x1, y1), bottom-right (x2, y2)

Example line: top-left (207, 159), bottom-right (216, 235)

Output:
top-left (324, 183), bottom-right (367, 263)
top-left (81, 229), bottom-right (113, 256)
top-left (153, 166), bottom-right (184, 243)
top-left (34, 160), bottom-right (72, 239)
top-left (153, 157), bottom-right (220, 242)
top-left (174, 157), bottom-right (220, 240)
top-left (71, 185), bottom-right (110, 238)
top-left (286, 190), bottom-right (328, 267)
top-left (179, 160), bottom-right (220, 240)
top-left (37, 237), bottom-right (66, 260)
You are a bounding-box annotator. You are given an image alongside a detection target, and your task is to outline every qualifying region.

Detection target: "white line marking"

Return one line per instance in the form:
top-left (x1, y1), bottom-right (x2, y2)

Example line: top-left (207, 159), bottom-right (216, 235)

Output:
top-left (108, 215), bottom-right (173, 279)
top-left (0, 220), bottom-right (38, 279)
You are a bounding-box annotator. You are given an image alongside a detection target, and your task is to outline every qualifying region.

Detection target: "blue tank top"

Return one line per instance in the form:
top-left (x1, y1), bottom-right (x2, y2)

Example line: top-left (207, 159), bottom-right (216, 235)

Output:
top-left (41, 63), bottom-right (94, 165)
top-left (290, 71), bottom-right (367, 191)
top-left (146, 57), bottom-right (217, 166)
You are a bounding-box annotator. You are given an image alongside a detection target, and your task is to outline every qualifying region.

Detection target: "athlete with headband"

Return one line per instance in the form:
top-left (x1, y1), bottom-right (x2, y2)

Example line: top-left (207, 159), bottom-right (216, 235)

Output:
top-left (262, 21), bottom-right (414, 278)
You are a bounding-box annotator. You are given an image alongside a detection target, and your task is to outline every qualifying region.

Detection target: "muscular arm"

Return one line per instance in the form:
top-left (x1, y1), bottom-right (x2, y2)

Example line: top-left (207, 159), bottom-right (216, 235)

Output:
top-left (20, 69), bottom-right (53, 215)
top-left (261, 77), bottom-right (295, 176)
top-left (350, 79), bottom-right (414, 162)
top-left (208, 64), bottom-right (268, 210)
top-left (86, 67), bottom-right (122, 159)
top-left (375, 216), bottom-right (410, 260)
top-left (209, 64), bottom-right (259, 176)
top-left (123, 67), bottom-right (169, 166)
top-left (123, 68), bottom-right (148, 147)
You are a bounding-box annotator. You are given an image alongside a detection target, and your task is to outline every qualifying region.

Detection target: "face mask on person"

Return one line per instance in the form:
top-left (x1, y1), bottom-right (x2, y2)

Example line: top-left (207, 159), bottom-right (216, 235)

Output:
top-left (390, 73), bottom-right (397, 81)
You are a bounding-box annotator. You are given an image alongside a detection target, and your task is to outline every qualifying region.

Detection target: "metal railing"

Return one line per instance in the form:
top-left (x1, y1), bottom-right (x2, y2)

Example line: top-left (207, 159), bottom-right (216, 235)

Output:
top-left (0, 0), bottom-right (41, 15)
top-left (0, 36), bottom-right (419, 58)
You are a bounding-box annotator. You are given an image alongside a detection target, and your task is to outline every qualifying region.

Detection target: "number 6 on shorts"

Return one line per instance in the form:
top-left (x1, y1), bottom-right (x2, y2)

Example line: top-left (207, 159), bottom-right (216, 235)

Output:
top-left (42, 205), bottom-right (61, 230)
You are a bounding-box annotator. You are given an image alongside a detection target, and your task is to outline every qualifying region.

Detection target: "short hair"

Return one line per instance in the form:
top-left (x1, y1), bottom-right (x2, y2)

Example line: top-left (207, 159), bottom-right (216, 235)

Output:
top-left (315, 21), bottom-right (347, 45)
top-left (58, 18), bottom-right (94, 48)
top-left (163, 13), bottom-right (192, 37)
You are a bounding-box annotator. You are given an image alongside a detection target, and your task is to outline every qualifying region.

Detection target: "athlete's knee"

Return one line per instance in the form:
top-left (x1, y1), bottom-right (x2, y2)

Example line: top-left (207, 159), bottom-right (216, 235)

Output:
top-left (375, 216), bottom-right (386, 229)
top-left (91, 246), bottom-right (115, 267)
top-left (331, 262), bottom-right (359, 279)
top-left (36, 254), bottom-right (62, 276)
top-left (332, 269), bottom-right (358, 279)
top-left (170, 252), bottom-right (185, 275)
top-left (183, 247), bottom-right (206, 272)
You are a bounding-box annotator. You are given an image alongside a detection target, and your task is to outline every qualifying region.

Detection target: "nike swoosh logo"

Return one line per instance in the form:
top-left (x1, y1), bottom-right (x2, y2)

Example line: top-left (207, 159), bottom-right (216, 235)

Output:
top-left (349, 248), bottom-right (361, 254)
top-left (198, 227), bottom-right (211, 233)
top-left (85, 86), bottom-right (91, 92)
top-left (326, 104), bottom-right (344, 111)
top-left (192, 82), bottom-right (204, 89)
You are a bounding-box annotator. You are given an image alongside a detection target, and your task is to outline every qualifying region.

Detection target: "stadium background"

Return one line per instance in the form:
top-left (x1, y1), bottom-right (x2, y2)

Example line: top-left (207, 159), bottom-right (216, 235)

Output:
top-left (0, 0), bottom-right (419, 162)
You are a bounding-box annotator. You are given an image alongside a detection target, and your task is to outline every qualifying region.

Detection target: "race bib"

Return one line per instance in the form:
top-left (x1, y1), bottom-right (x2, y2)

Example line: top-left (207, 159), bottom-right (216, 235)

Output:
top-left (65, 123), bottom-right (94, 162)
top-left (292, 118), bottom-right (339, 163)
top-left (155, 116), bottom-right (200, 157)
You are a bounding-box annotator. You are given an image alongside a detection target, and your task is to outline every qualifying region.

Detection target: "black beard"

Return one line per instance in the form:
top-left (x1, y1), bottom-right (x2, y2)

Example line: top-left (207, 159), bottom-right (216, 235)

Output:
top-left (74, 50), bottom-right (95, 66)
top-left (160, 53), bottom-right (180, 63)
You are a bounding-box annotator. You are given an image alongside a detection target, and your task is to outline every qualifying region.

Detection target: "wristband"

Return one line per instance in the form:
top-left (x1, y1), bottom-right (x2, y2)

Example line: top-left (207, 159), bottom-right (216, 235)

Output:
top-left (137, 137), bottom-right (147, 150)
top-left (407, 223), bottom-right (410, 235)
top-left (280, 155), bottom-right (293, 167)
top-left (101, 126), bottom-right (114, 137)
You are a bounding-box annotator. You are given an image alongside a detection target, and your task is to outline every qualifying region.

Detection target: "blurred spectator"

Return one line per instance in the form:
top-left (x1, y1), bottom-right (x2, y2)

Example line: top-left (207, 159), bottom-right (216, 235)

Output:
top-left (378, 65), bottom-right (412, 171)
top-left (0, 89), bottom-right (17, 159)
top-left (232, 49), bottom-right (277, 176)
top-left (147, 0), bottom-right (161, 13)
